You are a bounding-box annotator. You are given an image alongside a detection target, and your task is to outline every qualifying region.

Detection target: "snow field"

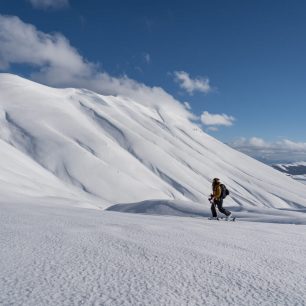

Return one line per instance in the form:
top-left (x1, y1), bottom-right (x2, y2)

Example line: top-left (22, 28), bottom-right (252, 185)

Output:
top-left (1, 201), bottom-right (306, 306)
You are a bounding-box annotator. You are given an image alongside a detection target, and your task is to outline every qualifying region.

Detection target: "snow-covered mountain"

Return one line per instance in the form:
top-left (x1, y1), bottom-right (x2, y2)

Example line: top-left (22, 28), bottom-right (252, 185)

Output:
top-left (1, 73), bottom-right (306, 211)
top-left (273, 161), bottom-right (306, 175)
top-left (272, 162), bottom-right (306, 185)
top-left (2, 73), bottom-right (306, 306)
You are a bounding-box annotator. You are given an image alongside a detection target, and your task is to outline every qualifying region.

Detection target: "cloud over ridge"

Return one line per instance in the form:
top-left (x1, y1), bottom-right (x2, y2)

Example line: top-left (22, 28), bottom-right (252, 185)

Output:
top-left (230, 137), bottom-right (306, 163)
top-left (0, 14), bottom-right (192, 121)
top-left (201, 111), bottom-right (235, 127)
top-left (174, 70), bottom-right (212, 95)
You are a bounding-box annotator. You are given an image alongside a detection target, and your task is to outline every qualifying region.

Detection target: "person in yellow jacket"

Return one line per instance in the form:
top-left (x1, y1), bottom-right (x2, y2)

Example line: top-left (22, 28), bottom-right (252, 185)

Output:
top-left (209, 178), bottom-right (231, 219)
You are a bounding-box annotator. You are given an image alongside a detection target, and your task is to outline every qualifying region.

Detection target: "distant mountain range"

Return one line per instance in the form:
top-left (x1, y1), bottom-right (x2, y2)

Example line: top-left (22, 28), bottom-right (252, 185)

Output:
top-left (272, 162), bottom-right (306, 184)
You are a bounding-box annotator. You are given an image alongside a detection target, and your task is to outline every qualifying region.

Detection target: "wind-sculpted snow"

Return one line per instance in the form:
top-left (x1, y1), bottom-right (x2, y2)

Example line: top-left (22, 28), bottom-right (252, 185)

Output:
top-left (107, 199), bottom-right (306, 225)
top-left (0, 73), bottom-right (306, 211)
top-left (1, 201), bottom-right (306, 305)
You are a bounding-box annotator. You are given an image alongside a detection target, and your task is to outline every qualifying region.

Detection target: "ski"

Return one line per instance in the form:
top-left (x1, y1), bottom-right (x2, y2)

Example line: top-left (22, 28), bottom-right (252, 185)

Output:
top-left (208, 217), bottom-right (236, 222)
top-left (220, 216), bottom-right (236, 222)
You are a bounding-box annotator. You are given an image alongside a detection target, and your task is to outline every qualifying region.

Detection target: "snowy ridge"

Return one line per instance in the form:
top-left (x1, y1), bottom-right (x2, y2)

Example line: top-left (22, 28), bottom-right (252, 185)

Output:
top-left (1, 73), bottom-right (306, 212)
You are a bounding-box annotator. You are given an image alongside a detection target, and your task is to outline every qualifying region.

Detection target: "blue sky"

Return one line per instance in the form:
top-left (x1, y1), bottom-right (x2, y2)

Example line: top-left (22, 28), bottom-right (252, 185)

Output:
top-left (0, 0), bottom-right (306, 163)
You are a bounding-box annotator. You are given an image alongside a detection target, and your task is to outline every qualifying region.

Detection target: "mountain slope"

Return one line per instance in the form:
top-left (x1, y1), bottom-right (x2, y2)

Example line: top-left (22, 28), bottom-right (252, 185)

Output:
top-left (0, 73), bottom-right (306, 210)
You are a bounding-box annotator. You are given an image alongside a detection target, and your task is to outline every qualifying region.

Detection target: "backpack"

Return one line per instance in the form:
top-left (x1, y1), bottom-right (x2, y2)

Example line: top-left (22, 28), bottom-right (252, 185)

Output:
top-left (220, 184), bottom-right (229, 199)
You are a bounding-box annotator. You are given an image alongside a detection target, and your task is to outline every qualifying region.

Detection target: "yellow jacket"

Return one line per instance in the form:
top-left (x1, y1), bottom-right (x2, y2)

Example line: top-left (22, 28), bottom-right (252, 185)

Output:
top-left (213, 183), bottom-right (222, 200)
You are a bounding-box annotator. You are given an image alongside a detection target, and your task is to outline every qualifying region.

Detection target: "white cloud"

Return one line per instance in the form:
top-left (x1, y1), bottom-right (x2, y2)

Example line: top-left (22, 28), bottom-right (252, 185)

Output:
top-left (174, 70), bottom-right (212, 95)
top-left (144, 53), bottom-right (151, 64)
top-left (184, 102), bottom-right (191, 110)
top-left (207, 126), bottom-right (219, 132)
top-left (229, 137), bottom-right (306, 163)
top-left (201, 111), bottom-right (235, 127)
top-left (0, 15), bottom-right (90, 75)
top-left (248, 137), bottom-right (269, 148)
top-left (278, 139), bottom-right (306, 151)
top-left (0, 15), bottom-right (193, 122)
top-left (27, 0), bottom-right (69, 9)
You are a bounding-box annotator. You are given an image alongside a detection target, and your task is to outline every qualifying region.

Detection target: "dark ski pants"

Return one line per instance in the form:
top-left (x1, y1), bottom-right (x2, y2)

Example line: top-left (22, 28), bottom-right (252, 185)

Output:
top-left (211, 199), bottom-right (231, 217)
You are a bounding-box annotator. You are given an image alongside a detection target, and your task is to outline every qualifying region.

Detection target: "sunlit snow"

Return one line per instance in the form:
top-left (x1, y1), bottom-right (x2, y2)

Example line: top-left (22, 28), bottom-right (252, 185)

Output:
top-left (1, 74), bottom-right (306, 305)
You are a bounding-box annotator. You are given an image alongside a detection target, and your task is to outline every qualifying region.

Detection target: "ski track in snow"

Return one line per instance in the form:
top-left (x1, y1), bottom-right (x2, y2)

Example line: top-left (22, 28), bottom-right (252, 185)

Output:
top-left (1, 201), bottom-right (306, 306)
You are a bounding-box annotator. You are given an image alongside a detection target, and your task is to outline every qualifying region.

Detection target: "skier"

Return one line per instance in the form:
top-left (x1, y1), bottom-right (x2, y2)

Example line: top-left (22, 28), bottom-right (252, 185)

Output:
top-left (209, 178), bottom-right (231, 220)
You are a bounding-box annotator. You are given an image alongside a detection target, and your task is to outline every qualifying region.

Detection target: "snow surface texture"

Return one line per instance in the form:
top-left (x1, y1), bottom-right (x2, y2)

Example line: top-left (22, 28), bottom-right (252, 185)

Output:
top-left (0, 73), bottom-right (306, 213)
top-left (1, 201), bottom-right (306, 306)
